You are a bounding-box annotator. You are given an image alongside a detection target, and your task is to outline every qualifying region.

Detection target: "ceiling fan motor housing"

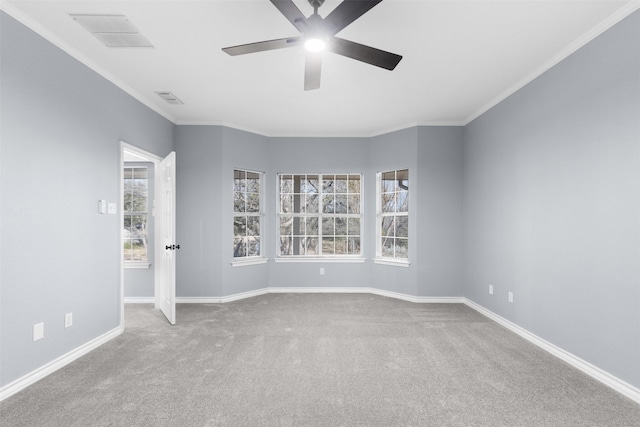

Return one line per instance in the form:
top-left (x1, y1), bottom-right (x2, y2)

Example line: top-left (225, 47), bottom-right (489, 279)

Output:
top-left (308, 0), bottom-right (326, 9)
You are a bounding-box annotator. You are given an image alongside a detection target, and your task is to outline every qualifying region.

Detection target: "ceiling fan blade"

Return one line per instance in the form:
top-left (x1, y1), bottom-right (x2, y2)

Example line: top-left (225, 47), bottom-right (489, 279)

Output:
top-left (329, 36), bottom-right (402, 70)
top-left (304, 53), bottom-right (322, 91)
top-left (324, 0), bottom-right (383, 35)
top-left (222, 36), bottom-right (301, 56)
top-left (270, 0), bottom-right (308, 33)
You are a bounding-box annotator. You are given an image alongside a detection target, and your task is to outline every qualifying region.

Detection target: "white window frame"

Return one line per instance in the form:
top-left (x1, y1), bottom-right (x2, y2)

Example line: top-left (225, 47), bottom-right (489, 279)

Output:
top-left (123, 165), bottom-right (151, 268)
top-left (232, 168), bottom-right (267, 267)
top-left (276, 173), bottom-right (364, 261)
top-left (375, 169), bottom-right (410, 267)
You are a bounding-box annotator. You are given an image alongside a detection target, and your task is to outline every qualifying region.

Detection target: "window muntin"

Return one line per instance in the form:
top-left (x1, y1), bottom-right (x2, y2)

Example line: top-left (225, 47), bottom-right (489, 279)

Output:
top-left (377, 169), bottom-right (409, 260)
top-left (279, 174), bottom-right (362, 257)
top-left (234, 169), bottom-right (263, 258)
top-left (123, 166), bottom-right (148, 262)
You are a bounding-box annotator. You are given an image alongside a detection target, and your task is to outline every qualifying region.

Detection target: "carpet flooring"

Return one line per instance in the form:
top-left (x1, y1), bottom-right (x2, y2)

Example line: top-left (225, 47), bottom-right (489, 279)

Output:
top-left (2, 293), bottom-right (639, 426)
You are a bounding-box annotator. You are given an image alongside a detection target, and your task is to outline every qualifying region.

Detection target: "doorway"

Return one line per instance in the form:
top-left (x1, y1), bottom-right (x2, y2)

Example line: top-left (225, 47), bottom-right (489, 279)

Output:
top-left (120, 142), bottom-right (177, 325)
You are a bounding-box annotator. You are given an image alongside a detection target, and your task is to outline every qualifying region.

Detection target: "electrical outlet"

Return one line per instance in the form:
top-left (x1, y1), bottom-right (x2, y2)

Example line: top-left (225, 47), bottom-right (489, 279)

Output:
top-left (489, 284), bottom-right (494, 295)
top-left (65, 312), bottom-right (73, 328)
top-left (33, 322), bottom-right (44, 341)
top-left (508, 291), bottom-right (514, 303)
top-left (320, 268), bottom-right (325, 275)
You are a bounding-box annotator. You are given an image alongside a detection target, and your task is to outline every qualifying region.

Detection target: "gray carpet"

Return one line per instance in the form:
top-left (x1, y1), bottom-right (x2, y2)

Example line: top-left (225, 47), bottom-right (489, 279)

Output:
top-left (2, 293), bottom-right (639, 426)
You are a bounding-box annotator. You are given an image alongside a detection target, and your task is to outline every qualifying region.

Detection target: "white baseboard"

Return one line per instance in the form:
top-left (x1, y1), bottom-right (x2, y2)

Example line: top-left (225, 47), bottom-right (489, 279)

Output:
top-left (176, 288), bottom-right (269, 304)
top-left (177, 287), bottom-right (464, 304)
top-left (0, 325), bottom-right (123, 402)
top-left (124, 297), bottom-right (154, 304)
top-left (463, 298), bottom-right (640, 405)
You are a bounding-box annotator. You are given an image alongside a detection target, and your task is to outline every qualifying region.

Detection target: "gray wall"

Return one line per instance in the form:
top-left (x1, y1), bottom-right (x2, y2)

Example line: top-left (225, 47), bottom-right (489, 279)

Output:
top-left (0, 12), bottom-right (174, 387)
top-left (463, 10), bottom-right (640, 388)
top-left (174, 126), bottom-right (225, 297)
top-left (417, 127), bottom-right (464, 297)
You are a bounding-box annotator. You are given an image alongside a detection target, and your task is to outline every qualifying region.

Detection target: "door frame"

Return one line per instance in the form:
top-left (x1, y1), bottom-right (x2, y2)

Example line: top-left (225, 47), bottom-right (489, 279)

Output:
top-left (119, 141), bottom-right (164, 327)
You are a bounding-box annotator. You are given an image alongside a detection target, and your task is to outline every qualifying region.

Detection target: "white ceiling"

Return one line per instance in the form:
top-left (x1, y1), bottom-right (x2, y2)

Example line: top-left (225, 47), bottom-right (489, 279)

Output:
top-left (3, 0), bottom-right (639, 136)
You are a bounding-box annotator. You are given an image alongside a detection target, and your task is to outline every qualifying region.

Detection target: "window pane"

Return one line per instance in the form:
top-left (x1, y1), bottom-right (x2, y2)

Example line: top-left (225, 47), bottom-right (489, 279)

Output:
top-left (305, 194), bottom-right (319, 213)
top-left (335, 195), bottom-right (348, 214)
top-left (302, 175), bottom-right (319, 193)
top-left (396, 169), bottom-right (409, 190)
top-left (322, 217), bottom-right (335, 236)
top-left (382, 238), bottom-right (394, 257)
top-left (322, 176), bottom-right (335, 193)
top-left (246, 193), bottom-right (260, 213)
top-left (123, 196), bottom-right (133, 213)
top-left (281, 194), bottom-right (293, 213)
top-left (234, 216), bottom-right (247, 237)
top-left (335, 237), bottom-right (347, 255)
top-left (306, 217), bottom-right (319, 235)
top-left (335, 175), bottom-right (348, 193)
top-left (280, 216), bottom-right (292, 236)
top-left (397, 190), bottom-right (409, 213)
top-left (247, 217), bottom-right (260, 236)
top-left (304, 237), bottom-right (319, 255)
top-left (280, 175), bottom-right (293, 193)
top-left (234, 169), bottom-right (246, 192)
top-left (381, 171), bottom-right (396, 192)
top-left (280, 236), bottom-right (292, 256)
top-left (234, 192), bottom-right (245, 213)
top-left (395, 216), bottom-right (408, 238)
top-left (246, 171), bottom-right (260, 193)
top-left (348, 237), bottom-right (360, 255)
top-left (381, 192), bottom-right (395, 213)
top-left (348, 175), bottom-right (361, 193)
top-left (322, 194), bottom-right (334, 213)
top-left (348, 195), bottom-right (360, 214)
top-left (335, 217), bottom-right (348, 236)
top-left (322, 237), bottom-right (335, 255)
top-left (381, 217), bottom-right (394, 237)
top-left (234, 238), bottom-right (246, 257)
top-left (248, 237), bottom-right (260, 256)
top-left (396, 238), bottom-right (408, 258)
top-left (348, 218), bottom-right (360, 235)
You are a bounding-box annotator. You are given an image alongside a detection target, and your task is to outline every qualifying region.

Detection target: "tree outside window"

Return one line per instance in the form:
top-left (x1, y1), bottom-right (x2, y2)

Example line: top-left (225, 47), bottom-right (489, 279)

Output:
top-left (378, 169), bottom-right (409, 260)
top-left (234, 169), bottom-right (263, 258)
top-left (279, 173), bottom-right (362, 257)
top-left (124, 167), bottom-right (148, 261)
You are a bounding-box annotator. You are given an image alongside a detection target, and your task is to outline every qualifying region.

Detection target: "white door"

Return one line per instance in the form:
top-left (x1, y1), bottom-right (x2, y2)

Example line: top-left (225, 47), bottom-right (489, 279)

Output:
top-left (155, 151), bottom-right (177, 325)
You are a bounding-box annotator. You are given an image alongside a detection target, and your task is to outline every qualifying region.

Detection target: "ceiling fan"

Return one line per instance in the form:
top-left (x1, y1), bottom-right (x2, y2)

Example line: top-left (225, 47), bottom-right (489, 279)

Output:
top-left (222, 0), bottom-right (402, 90)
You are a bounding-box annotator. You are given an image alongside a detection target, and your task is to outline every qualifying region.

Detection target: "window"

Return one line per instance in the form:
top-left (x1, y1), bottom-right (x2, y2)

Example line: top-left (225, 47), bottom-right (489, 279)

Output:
top-left (278, 174), bottom-right (362, 257)
top-left (123, 166), bottom-right (149, 262)
top-left (377, 169), bottom-right (409, 261)
top-left (233, 169), bottom-right (263, 259)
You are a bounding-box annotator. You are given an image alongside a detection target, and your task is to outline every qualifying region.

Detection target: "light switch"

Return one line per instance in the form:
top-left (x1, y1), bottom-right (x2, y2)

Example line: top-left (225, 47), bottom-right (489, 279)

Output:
top-left (107, 203), bottom-right (117, 214)
top-left (33, 322), bottom-right (44, 341)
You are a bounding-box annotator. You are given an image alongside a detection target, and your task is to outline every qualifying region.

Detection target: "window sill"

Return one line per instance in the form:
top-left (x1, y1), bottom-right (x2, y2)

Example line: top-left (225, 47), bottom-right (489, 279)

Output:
top-left (124, 262), bottom-right (152, 269)
top-left (231, 258), bottom-right (269, 267)
top-left (373, 258), bottom-right (410, 267)
top-left (275, 257), bottom-right (366, 263)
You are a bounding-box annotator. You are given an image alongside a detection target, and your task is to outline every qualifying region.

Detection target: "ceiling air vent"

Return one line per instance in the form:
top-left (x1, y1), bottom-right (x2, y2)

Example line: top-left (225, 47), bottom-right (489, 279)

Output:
top-left (156, 92), bottom-right (184, 105)
top-left (70, 14), bottom-right (153, 48)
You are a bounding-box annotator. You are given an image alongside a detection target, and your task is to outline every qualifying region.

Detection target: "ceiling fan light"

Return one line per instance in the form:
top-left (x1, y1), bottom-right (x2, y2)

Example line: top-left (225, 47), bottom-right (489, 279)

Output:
top-left (305, 37), bottom-right (326, 52)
